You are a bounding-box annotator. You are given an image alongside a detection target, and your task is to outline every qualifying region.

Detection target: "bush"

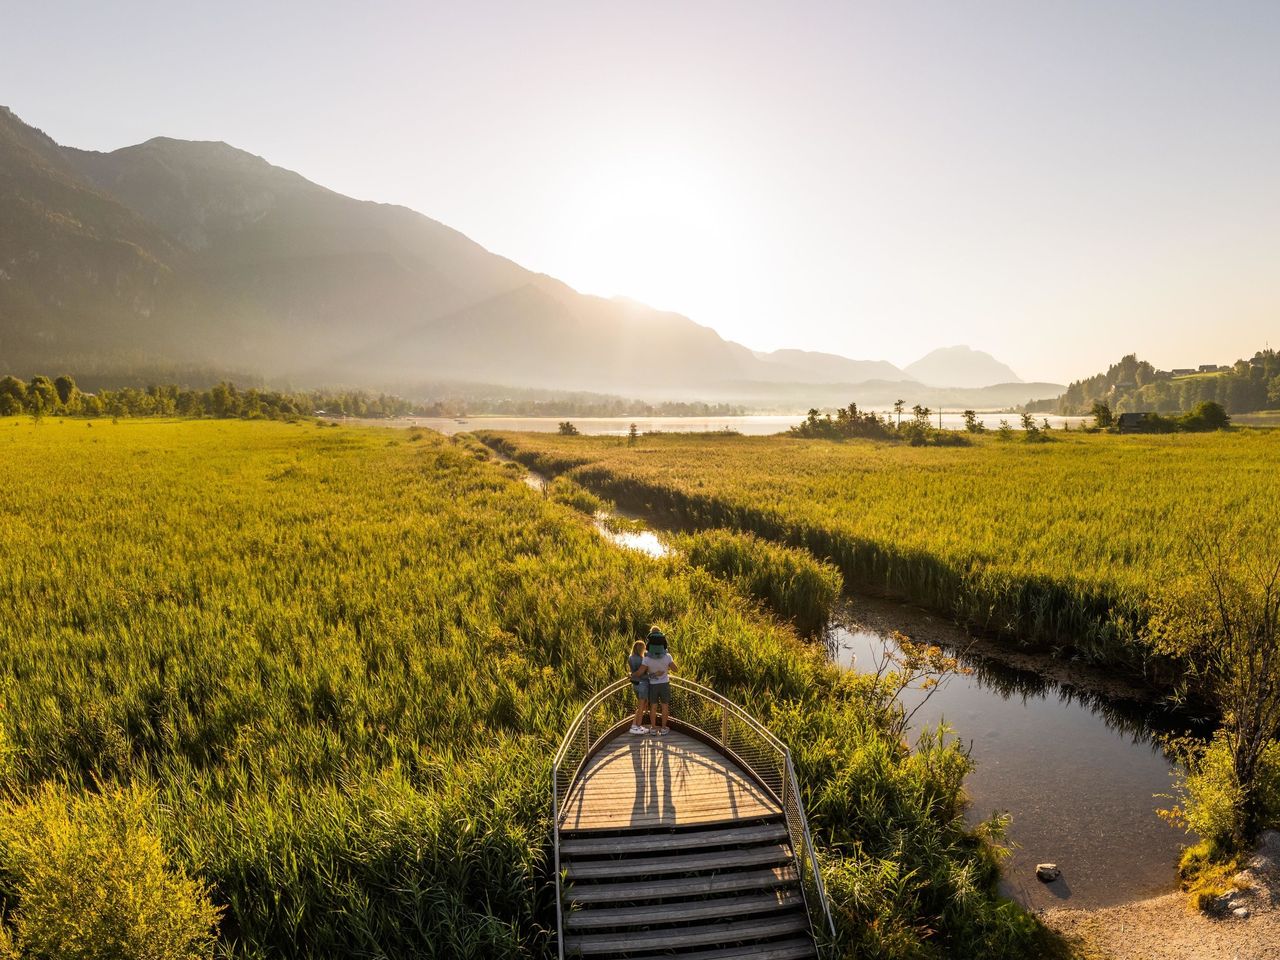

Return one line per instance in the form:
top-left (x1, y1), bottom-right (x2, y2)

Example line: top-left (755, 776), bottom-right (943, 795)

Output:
top-left (675, 529), bottom-right (842, 636)
top-left (0, 786), bottom-right (220, 960)
top-left (548, 476), bottom-right (607, 515)
top-left (1162, 733), bottom-right (1280, 853)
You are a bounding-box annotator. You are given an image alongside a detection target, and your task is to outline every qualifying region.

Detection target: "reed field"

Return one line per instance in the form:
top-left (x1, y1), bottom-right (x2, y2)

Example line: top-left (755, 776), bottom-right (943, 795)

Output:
top-left (479, 429), bottom-right (1280, 676)
top-left (0, 419), bottom-right (1055, 959)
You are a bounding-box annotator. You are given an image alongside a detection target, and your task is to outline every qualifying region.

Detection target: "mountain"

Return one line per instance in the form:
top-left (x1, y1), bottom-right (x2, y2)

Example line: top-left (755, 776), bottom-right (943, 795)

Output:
top-left (752, 349), bottom-right (909, 384)
top-left (904, 345), bottom-right (1022, 388)
top-left (0, 105), bottom-right (993, 399)
top-left (0, 107), bottom-right (824, 392)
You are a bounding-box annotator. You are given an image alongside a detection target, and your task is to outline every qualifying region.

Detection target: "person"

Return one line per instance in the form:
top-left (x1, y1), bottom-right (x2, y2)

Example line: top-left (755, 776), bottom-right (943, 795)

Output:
top-left (637, 626), bottom-right (675, 735)
top-left (627, 640), bottom-right (650, 734)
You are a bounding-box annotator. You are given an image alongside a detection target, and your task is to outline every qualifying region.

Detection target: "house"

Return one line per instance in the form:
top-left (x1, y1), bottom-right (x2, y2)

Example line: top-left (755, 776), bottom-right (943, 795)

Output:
top-left (1117, 412), bottom-right (1154, 433)
top-left (1171, 368), bottom-right (1195, 377)
top-left (1198, 363), bottom-right (1221, 373)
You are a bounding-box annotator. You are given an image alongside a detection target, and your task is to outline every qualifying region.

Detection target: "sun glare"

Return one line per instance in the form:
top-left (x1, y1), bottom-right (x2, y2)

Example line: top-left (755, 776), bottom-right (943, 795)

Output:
top-left (555, 150), bottom-right (742, 314)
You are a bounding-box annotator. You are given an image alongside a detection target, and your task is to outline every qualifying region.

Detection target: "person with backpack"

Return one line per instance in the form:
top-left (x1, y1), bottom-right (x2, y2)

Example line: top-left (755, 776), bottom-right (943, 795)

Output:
top-left (634, 626), bottom-right (675, 736)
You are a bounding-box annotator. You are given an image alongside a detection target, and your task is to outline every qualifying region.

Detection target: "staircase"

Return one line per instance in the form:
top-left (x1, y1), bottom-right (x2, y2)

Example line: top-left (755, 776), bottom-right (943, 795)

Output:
top-left (560, 813), bottom-right (817, 960)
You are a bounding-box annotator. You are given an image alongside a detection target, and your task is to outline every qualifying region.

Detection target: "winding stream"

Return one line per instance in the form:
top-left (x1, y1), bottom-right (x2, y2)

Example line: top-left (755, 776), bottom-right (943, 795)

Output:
top-left (500, 445), bottom-right (1190, 910)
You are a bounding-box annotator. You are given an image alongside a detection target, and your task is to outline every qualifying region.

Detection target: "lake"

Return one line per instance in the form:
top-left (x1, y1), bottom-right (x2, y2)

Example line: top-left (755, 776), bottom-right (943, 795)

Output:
top-left (377, 413), bottom-right (1089, 435)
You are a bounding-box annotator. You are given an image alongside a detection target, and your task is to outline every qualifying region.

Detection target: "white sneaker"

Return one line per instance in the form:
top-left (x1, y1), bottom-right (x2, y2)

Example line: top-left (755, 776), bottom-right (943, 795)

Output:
top-left (629, 725), bottom-right (647, 734)
top-left (657, 727), bottom-right (670, 736)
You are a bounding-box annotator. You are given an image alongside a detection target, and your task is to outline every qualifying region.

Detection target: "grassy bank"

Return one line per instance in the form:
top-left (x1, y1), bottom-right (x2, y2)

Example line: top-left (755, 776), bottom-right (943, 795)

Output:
top-left (478, 429), bottom-right (1280, 679)
top-left (0, 419), bottom-right (1055, 958)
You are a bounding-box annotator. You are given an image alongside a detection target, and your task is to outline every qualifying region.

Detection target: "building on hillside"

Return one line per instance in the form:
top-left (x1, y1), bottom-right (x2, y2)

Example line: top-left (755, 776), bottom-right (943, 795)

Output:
top-left (1171, 368), bottom-right (1196, 377)
top-left (1198, 363), bottom-right (1222, 372)
top-left (1117, 412), bottom-right (1155, 433)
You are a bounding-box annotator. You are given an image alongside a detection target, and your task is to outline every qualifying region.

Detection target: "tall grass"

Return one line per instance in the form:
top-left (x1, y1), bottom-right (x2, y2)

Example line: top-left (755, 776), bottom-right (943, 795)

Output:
top-left (478, 429), bottom-right (1280, 681)
top-left (674, 529), bottom-right (842, 636)
top-left (0, 420), bottom-right (1050, 958)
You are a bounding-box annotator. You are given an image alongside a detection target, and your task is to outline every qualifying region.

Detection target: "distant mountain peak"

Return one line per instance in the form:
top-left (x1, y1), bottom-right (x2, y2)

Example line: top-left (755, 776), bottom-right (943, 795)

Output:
top-left (904, 345), bottom-right (1022, 388)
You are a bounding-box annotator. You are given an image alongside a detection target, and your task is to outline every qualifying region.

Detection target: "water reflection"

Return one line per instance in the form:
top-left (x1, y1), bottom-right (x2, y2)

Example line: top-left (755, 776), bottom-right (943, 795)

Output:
top-left (831, 619), bottom-right (1192, 910)
top-left (595, 520), bottom-right (668, 558)
top-left (507, 457), bottom-right (669, 557)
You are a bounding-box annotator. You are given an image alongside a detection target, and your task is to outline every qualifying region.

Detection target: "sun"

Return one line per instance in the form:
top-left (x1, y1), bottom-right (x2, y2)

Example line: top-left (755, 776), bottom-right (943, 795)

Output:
top-left (554, 149), bottom-right (743, 314)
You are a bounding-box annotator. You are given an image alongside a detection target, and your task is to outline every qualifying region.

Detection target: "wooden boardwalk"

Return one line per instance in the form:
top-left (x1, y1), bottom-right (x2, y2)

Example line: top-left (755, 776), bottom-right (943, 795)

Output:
top-left (556, 725), bottom-right (817, 959)
top-left (560, 730), bottom-right (780, 831)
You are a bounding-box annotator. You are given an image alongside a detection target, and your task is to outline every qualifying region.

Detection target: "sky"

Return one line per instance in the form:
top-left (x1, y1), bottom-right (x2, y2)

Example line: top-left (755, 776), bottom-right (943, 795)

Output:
top-left (5, 0), bottom-right (1278, 383)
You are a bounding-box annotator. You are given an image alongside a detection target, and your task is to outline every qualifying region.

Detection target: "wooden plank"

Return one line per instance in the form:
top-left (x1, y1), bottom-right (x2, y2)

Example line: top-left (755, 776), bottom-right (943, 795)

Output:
top-left (570, 790), bottom-right (776, 809)
top-left (563, 813), bottom-right (769, 834)
top-left (560, 823), bottom-right (788, 857)
top-left (565, 914), bottom-right (809, 954)
top-left (561, 807), bottom-right (779, 831)
top-left (565, 844), bottom-right (790, 879)
top-left (564, 815), bottom-right (779, 833)
top-left (566, 890), bottom-right (803, 928)
top-left (566, 867), bottom-right (797, 904)
top-left (625, 937), bottom-right (816, 960)
top-left (567, 796), bottom-right (777, 815)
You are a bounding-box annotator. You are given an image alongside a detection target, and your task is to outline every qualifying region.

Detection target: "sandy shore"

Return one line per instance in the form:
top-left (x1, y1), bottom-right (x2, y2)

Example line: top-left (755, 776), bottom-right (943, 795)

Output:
top-left (1044, 832), bottom-right (1280, 960)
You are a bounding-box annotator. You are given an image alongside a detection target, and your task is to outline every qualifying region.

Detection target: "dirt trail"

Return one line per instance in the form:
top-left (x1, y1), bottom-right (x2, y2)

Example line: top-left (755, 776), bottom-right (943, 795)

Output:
top-left (1045, 832), bottom-right (1280, 960)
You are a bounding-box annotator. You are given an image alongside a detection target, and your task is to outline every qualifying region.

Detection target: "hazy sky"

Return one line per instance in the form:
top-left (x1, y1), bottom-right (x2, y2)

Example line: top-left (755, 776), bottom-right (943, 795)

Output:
top-left (6, 1), bottom-right (1278, 382)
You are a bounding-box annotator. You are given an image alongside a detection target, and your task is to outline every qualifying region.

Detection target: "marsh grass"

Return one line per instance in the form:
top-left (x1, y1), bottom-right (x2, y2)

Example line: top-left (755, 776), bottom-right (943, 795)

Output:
top-left (0, 420), bottom-right (1049, 958)
top-left (478, 430), bottom-right (1280, 681)
top-left (673, 529), bottom-right (842, 636)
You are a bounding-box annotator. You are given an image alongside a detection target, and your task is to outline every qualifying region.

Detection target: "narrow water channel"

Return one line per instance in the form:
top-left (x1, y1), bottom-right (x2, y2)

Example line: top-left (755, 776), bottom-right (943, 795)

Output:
top-left (515, 461), bottom-right (669, 557)
top-left (832, 598), bottom-right (1190, 910)
top-left (497, 445), bottom-right (1189, 910)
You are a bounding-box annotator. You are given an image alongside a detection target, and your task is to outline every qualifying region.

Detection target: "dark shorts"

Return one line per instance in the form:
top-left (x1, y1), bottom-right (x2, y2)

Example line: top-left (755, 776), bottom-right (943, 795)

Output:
top-left (632, 680), bottom-right (649, 702)
top-left (648, 682), bottom-right (671, 705)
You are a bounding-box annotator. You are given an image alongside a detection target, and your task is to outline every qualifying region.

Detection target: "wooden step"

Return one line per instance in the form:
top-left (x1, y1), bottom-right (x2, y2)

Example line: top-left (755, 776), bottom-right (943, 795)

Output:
top-left (566, 890), bottom-right (803, 929)
top-left (565, 913), bottom-right (810, 955)
top-left (565, 844), bottom-right (790, 880)
top-left (566, 866), bottom-right (797, 904)
top-left (560, 823), bottom-right (789, 857)
top-left (624, 936), bottom-right (816, 960)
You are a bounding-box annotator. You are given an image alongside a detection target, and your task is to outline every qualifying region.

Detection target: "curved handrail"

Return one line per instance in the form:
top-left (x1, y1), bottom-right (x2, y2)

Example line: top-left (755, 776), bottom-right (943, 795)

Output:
top-left (551, 676), bottom-right (836, 958)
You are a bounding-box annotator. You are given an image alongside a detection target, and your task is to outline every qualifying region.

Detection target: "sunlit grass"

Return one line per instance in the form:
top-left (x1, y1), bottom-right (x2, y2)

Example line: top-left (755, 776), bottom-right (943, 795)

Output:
top-left (0, 419), bottom-right (1057, 958)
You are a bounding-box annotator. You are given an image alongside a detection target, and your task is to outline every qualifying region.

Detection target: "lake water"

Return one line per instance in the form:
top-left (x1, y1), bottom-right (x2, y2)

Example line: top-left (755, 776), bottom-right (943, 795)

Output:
top-left (831, 604), bottom-right (1189, 910)
top-left (383, 413), bottom-right (1088, 436)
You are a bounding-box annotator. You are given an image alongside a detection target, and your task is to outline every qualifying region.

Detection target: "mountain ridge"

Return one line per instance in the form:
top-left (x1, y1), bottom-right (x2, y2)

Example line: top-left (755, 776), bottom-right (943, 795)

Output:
top-left (1, 105), bottom-right (1044, 399)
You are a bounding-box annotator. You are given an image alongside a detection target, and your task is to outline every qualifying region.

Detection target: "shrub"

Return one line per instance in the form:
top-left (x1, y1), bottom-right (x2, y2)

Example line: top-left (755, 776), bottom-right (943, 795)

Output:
top-left (0, 786), bottom-right (220, 960)
top-left (674, 529), bottom-right (842, 636)
top-left (548, 476), bottom-right (607, 515)
top-left (1161, 733), bottom-right (1280, 856)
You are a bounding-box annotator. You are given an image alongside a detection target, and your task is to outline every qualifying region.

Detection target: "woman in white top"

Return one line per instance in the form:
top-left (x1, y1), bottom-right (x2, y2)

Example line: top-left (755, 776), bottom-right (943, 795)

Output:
top-left (634, 626), bottom-right (676, 735)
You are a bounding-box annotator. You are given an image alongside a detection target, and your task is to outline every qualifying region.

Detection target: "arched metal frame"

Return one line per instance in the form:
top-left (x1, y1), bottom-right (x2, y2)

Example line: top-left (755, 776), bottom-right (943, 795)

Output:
top-left (551, 676), bottom-right (835, 958)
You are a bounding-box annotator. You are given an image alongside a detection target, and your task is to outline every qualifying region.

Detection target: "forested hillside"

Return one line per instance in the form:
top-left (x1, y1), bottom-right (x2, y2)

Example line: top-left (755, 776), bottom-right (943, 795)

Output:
top-left (1048, 351), bottom-right (1280, 415)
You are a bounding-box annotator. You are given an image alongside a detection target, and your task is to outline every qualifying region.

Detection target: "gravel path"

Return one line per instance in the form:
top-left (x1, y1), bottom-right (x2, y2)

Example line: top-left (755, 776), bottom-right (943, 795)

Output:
top-left (1045, 832), bottom-right (1280, 960)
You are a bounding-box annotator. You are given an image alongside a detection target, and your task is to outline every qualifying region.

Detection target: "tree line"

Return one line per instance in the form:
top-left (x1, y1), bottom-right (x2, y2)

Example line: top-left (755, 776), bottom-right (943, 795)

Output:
top-left (0, 375), bottom-right (422, 420)
top-left (1050, 350), bottom-right (1280, 416)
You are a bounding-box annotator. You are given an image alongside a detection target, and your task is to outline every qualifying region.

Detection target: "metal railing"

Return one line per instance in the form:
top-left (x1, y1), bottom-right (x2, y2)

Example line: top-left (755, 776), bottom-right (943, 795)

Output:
top-left (551, 676), bottom-right (835, 958)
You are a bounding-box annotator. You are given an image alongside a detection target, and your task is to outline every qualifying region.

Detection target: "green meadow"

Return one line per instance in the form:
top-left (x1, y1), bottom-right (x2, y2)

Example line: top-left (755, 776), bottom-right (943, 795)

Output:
top-left (0, 419), bottom-right (1053, 959)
